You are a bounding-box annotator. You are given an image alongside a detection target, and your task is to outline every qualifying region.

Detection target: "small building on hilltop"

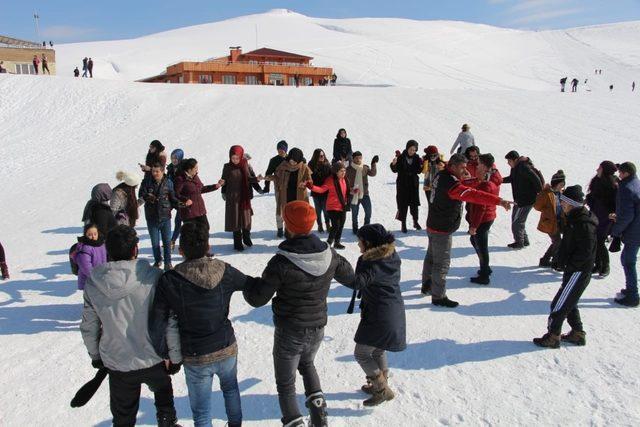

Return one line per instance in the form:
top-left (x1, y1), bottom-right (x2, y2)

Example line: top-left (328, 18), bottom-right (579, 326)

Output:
top-left (0, 35), bottom-right (56, 75)
top-left (139, 46), bottom-right (333, 86)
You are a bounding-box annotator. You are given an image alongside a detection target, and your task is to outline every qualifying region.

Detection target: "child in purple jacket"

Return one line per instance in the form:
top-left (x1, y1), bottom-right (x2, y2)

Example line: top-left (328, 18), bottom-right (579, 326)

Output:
top-left (73, 223), bottom-right (107, 290)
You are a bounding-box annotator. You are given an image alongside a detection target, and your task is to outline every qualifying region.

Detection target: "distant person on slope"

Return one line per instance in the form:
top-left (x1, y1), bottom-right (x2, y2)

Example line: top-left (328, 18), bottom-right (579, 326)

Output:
top-left (422, 154), bottom-right (512, 307)
top-left (332, 128), bottom-right (353, 165)
top-left (571, 78), bottom-right (579, 92)
top-left (243, 201), bottom-right (355, 427)
top-left (32, 55), bottom-right (40, 75)
top-left (560, 77), bottom-right (567, 92)
top-left (533, 185), bottom-right (597, 348)
top-left (80, 225), bottom-right (182, 427)
top-left (503, 150), bottom-right (544, 249)
top-left (88, 57), bottom-right (94, 78)
top-left (346, 151), bottom-right (378, 234)
top-left (74, 67), bottom-right (80, 77)
top-left (82, 57), bottom-right (88, 77)
top-left (111, 171), bottom-right (144, 227)
top-left (82, 183), bottom-right (117, 236)
top-left (450, 123), bottom-right (475, 154)
top-left (308, 148), bottom-right (332, 233)
top-left (391, 140), bottom-right (423, 233)
top-left (0, 241), bottom-right (9, 280)
top-left (586, 161), bottom-right (618, 278)
top-left (41, 54), bottom-right (50, 75)
top-left (534, 170), bottom-right (566, 269)
top-left (72, 223), bottom-right (107, 291)
top-left (633, 81), bottom-right (636, 92)
top-left (342, 224), bottom-right (406, 407)
top-left (167, 148), bottom-right (185, 250)
top-left (174, 158), bottom-right (224, 233)
top-left (263, 140), bottom-right (289, 235)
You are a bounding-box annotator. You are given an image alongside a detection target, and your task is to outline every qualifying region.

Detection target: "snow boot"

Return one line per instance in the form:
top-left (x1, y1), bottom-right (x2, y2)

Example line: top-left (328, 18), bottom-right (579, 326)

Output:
top-left (305, 391), bottom-right (328, 427)
top-left (277, 228), bottom-right (284, 238)
top-left (362, 369), bottom-right (389, 394)
top-left (156, 414), bottom-right (182, 427)
top-left (508, 242), bottom-right (524, 250)
top-left (614, 295), bottom-right (639, 307)
top-left (242, 229), bottom-right (253, 247)
top-left (533, 332), bottom-right (560, 348)
top-left (401, 221), bottom-right (408, 234)
top-left (561, 330), bottom-right (586, 346)
top-left (0, 262), bottom-right (9, 280)
top-left (282, 417), bottom-right (305, 427)
top-left (421, 279), bottom-right (431, 295)
top-left (539, 258), bottom-right (552, 268)
top-left (432, 297), bottom-right (459, 308)
top-left (470, 275), bottom-right (490, 285)
top-left (363, 372), bottom-right (395, 407)
top-left (233, 231), bottom-right (244, 251)
top-left (413, 220), bottom-right (422, 231)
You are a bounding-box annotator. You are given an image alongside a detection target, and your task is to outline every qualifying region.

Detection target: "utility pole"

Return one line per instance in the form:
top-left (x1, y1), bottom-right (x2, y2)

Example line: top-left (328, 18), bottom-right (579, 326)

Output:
top-left (33, 12), bottom-right (41, 40)
top-left (255, 24), bottom-right (258, 49)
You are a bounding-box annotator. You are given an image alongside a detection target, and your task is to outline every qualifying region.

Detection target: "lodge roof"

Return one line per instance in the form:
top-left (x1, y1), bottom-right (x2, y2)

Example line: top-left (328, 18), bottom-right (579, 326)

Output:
top-left (242, 47), bottom-right (312, 60)
top-left (0, 35), bottom-right (41, 49)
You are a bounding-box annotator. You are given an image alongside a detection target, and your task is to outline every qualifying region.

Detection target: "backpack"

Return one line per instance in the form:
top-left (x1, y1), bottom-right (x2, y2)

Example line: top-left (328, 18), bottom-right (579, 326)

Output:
top-left (69, 243), bottom-right (79, 276)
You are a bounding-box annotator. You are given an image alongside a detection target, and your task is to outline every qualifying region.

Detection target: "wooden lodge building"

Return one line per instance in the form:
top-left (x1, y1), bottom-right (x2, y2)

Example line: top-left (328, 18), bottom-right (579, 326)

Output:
top-left (139, 46), bottom-right (333, 86)
top-left (0, 35), bottom-right (56, 75)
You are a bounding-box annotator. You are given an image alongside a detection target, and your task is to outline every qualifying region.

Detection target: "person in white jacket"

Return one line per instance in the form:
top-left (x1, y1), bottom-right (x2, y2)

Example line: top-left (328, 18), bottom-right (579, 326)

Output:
top-left (450, 124), bottom-right (476, 155)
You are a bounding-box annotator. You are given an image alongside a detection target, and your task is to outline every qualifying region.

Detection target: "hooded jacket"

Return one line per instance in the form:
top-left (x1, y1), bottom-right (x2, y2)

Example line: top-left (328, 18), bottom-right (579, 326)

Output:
top-left (611, 174), bottom-right (640, 245)
top-left (82, 184), bottom-right (117, 236)
top-left (150, 258), bottom-right (262, 365)
top-left (503, 157), bottom-right (543, 206)
top-left (80, 259), bottom-right (180, 372)
top-left (534, 185), bottom-right (562, 236)
top-left (244, 234), bottom-right (355, 330)
top-left (556, 207), bottom-right (598, 273)
top-left (73, 236), bottom-right (107, 290)
top-left (344, 243), bottom-right (406, 352)
top-left (586, 175), bottom-right (617, 238)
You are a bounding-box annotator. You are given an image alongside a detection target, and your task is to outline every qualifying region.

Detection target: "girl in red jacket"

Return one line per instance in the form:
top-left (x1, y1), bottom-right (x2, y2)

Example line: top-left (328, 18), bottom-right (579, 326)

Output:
top-left (307, 162), bottom-right (353, 249)
top-left (468, 154), bottom-right (501, 285)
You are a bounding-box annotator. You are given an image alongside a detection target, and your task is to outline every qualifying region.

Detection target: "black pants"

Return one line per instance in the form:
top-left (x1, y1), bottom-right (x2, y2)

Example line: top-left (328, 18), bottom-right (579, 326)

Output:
top-left (547, 270), bottom-right (591, 335)
top-left (470, 220), bottom-right (494, 276)
top-left (273, 326), bottom-right (324, 424)
top-left (594, 234), bottom-right (610, 274)
top-left (183, 215), bottom-right (209, 232)
top-left (0, 242), bottom-right (5, 263)
top-left (541, 232), bottom-right (562, 264)
top-left (397, 203), bottom-right (419, 224)
top-left (108, 363), bottom-right (176, 427)
top-left (327, 210), bottom-right (346, 243)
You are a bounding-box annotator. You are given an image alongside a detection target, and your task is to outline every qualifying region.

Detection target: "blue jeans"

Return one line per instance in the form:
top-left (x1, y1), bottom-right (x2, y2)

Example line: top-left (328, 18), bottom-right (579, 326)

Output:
top-left (184, 356), bottom-right (242, 427)
top-left (171, 210), bottom-right (182, 242)
top-left (622, 243), bottom-right (639, 299)
top-left (148, 218), bottom-right (172, 265)
top-left (351, 195), bottom-right (372, 231)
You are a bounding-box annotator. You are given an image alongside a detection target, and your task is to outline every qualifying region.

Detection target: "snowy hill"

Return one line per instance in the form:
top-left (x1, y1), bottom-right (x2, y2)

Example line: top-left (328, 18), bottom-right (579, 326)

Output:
top-left (55, 9), bottom-right (640, 90)
top-left (1, 71), bottom-right (640, 426)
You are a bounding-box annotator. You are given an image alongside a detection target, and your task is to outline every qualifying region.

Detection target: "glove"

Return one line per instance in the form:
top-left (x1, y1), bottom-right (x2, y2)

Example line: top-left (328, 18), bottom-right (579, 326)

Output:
top-left (609, 237), bottom-right (621, 253)
top-left (91, 359), bottom-right (104, 369)
top-left (371, 155), bottom-right (379, 164)
top-left (167, 362), bottom-right (182, 375)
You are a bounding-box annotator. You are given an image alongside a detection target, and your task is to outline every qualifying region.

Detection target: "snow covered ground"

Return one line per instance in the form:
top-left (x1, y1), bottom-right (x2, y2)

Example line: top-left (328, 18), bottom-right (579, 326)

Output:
top-left (1, 10), bottom-right (640, 427)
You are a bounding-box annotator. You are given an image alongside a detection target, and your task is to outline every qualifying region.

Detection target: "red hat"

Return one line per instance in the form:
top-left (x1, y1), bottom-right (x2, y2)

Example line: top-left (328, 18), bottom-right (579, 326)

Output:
top-left (283, 201), bottom-right (317, 235)
top-left (229, 145), bottom-right (244, 159)
top-left (426, 145), bottom-right (439, 155)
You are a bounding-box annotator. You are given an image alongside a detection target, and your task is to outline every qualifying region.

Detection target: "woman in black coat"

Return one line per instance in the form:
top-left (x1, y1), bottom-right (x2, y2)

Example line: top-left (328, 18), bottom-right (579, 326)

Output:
top-left (390, 140), bottom-right (423, 233)
top-left (332, 128), bottom-right (353, 164)
top-left (586, 161), bottom-right (618, 277)
top-left (343, 224), bottom-right (406, 407)
top-left (308, 148), bottom-right (332, 232)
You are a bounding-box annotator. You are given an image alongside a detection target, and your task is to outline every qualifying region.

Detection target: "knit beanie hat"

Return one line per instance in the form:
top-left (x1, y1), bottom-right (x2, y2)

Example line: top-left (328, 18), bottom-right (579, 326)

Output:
top-left (561, 185), bottom-right (585, 207)
top-left (283, 201), bottom-right (317, 235)
top-left (617, 161), bottom-right (636, 176)
top-left (332, 161), bottom-right (346, 174)
top-left (425, 145), bottom-right (439, 155)
top-left (115, 171), bottom-right (141, 187)
top-left (170, 148), bottom-right (184, 162)
top-left (286, 148), bottom-right (304, 163)
top-left (600, 161), bottom-right (617, 176)
top-left (550, 170), bottom-right (566, 186)
top-left (357, 224), bottom-right (395, 248)
top-left (505, 150), bottom-right (520, 161)
top-left (277, 140), bottom-right (288, 153)
top-left (406, 140), bottom-right (419, 151)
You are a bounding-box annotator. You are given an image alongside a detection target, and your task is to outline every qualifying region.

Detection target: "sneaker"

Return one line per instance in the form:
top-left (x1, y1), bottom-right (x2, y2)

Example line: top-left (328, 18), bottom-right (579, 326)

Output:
top-left (413, 221), bottom-right (422, 231)
top-left (421, 280), bottom-right (431, 295)
top-left (508, 242), bottom-right (525, 250)
top-left (401, 222), bottom-right (408, 233)
top-left (539, 258), bottom-right (552, 268)
top-left (283, 417), bottom-right (305, 427)
top-left (614, 295), bottom-right (639, 307)
top-left (153, 261), bottom-right (162, 269)
top-left (432, 297), bottom-right (459, 308)
top-left (561, 330), bottom-right (586, 346)
top-left (334, 243), bottom-right (346, 250)
top-left (598, 271), bottom-right (610, 279)
top-left (533, 332), bottom-right (560, 348)
top-left (620, 288), bottom-right (628, 295)
top-left (470, 276), bottom-right (490, 285)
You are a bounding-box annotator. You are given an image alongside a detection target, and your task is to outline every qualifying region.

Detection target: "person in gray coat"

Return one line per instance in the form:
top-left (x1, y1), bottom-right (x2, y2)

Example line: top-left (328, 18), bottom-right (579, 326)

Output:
top-left (450, 123), bottom-right (475, 155)
top-left (80, 225), bottom-right (182, 427)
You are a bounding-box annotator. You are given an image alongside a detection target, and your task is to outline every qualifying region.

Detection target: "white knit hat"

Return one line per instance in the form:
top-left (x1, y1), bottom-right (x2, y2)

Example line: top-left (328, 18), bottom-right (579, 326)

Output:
top-left (116, 171), bottom-right (142, 187)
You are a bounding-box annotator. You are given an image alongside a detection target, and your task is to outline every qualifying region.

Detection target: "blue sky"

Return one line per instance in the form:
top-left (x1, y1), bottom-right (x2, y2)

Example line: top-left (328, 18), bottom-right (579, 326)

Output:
top-left (3, 0), bottom-right (640, 43)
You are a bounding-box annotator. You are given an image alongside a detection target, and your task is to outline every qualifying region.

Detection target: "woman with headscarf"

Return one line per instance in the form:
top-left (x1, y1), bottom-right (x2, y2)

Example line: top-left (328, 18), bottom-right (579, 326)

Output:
top-left (167, 148), bottom-right (184, 249)
top-left (111, 171), bottom-right (144, 227)
top-left (221, 145), bottom-right (262, 251)
top-left (139, 140), bottom-right (167, 177)
top-left (586, 161), bottom-right (618, 278)
top-left (308, 148), bottom-right (332, 233)
top-left (81, 183), bottom-right (117, 236)
top-left (390, 140), bottom-right (423, 233)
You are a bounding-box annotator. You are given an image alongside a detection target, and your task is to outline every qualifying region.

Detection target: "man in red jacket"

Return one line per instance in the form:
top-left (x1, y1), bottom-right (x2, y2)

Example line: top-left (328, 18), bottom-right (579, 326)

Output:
top-left (467, 154), bottom-right (501, 285)
top-left (422, 154), bottom-right (512, 307)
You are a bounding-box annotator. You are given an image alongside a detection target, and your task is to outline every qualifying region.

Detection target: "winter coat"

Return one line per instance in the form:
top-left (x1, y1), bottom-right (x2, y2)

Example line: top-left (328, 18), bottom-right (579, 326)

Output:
top-left (332, 137), bottom-right (353, 163)
top-left (80, 259), bottom-right (181, 371)
top-left (390, 151), bottom-right (423, 208)
top-left (309, 161), bottom-right (332, 197)
top-left (422, 154), bottom-right (445, 189)
top-left (139, 175), bottom-right (179, 223)
top-left (451, 131), bottom-right (475, 154)
top-left (346, 163), bottom-right (377, 197)
top-left (427, 167), bottom-right (502, 234)
top-left (244, 234), bottom-right (355, 330)
top-left (167, 162), bottom-right (181, 183)
top-left (150, 257), bottom-right (263, 365)
top-left (611, 174), bottom-right (640, 246)
top-left (272, 161), bottom-right (312, 216)
top-left (502, 157), bottom-right (543, 206)
top-left (110, 186), bottom-right (143, 226)
top-left (586, 176), bottom-right (618, 238)
top-left (221, 163), bottom-right (259, 231)
top-left (174, 172), bottom-right (219, 220)
top-left (85, 203), bottom-right (117, 237)
top-left (534, 186), bottom-right (562, 235)
top-left (263, 155), bottom-right (288, 193)
top-left (556, 207), bottom-right (598, 273)
top-left (468, 180), bottom-right (500, 229)
top-left (344, 243), bottom-right (406, 352)
top-left (310, 176), bottom-right (351, 212)
top-left (73, 236), bottom-right (107, 290)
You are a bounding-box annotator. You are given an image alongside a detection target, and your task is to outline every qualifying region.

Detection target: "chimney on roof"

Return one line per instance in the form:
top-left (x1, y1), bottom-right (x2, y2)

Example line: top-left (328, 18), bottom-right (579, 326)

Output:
top-left (230, 46), bottom-right (242, 63)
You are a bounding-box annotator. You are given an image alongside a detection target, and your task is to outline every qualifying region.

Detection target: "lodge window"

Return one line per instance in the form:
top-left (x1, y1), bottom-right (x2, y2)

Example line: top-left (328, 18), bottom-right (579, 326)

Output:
top-left (248, 60), bottom-right (258, 65)
top-left (199, 74), bottom-right (212, 84)
top-left (178, 76), bottom-right (184, 83)
top-left (223, 75), bottom-right (236, 84)
top-left (302, 77), bottom-right (312, 86)
top-left (245, 75), bottom-right (258, 85)
top-left (288, 77), bottom-right (296, 86)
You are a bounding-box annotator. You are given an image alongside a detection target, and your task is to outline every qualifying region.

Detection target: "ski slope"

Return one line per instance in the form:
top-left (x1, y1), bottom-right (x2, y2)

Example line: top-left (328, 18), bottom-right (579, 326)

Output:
top-left (54, 9), bottom-right (640, 91)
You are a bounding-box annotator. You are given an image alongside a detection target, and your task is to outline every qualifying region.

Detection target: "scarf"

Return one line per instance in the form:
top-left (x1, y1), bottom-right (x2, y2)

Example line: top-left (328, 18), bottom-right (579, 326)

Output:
top-left (350, 163), bottom-right (364, 205)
